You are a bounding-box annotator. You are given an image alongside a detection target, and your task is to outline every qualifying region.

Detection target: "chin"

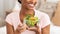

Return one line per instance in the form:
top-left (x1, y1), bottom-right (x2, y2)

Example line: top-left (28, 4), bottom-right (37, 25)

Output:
top-left (27, 8), bottom-right (34, 10)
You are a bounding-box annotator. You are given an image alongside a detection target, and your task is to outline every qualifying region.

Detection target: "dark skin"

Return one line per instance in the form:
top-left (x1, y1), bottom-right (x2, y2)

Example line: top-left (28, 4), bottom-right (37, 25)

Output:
top-left (19, 0), bottom-right (40, 34)
top-left (6, 0), bottom-right (50, 34)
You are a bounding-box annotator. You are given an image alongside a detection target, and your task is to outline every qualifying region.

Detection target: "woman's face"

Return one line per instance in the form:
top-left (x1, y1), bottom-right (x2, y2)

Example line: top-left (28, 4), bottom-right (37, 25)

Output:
top-left (21, 0), bottom-right (37, 10)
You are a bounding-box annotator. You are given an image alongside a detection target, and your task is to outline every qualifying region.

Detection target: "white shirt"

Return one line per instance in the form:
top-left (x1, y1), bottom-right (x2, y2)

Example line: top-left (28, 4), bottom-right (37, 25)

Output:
top-left (5, 9), bottom-right (51, 34)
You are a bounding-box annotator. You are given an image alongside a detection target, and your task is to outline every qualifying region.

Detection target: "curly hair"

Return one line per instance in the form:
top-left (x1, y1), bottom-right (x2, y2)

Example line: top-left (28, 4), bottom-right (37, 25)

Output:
top-left (18, 0), bottom-right (21, 3)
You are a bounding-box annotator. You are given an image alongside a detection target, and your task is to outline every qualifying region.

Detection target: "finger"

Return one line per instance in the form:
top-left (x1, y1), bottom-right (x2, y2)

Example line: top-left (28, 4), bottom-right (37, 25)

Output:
top-left (27, 28), bottom-right (33, 31)
top-left (26, 26), bottom-right (29, 29)
top-left (18, 23), bottom-right (24, 28)
top-left (19, 23), bottom-right (23, 27)
top-left (28, 27), bottom-right (36, 30)
top-left (28, 28), bottom-right (37, 31)
top-left (36, 23), bottom-right (39, 28)
top-left (17, 25), bottom-right (24, 30)
top-left (17, 25), bottom-right (23, 29)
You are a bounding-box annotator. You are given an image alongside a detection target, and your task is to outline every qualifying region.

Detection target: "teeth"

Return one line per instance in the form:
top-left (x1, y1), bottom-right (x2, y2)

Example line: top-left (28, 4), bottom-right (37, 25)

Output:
top-left (29, 4), bottom-right (34, 6)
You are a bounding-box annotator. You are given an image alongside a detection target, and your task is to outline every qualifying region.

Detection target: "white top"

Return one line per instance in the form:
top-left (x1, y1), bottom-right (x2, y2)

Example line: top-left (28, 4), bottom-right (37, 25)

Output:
top-left (5, 9), bottom-right (51, 34)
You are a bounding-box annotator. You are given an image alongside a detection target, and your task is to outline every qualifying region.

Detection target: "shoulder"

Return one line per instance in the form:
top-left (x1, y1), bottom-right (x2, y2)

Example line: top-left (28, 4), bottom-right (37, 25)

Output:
top-left (5, 11), bottom-right (19, 23)
top-left (35, 10), bottom-right (49, 18)
top-left (6, 11), bottom-right (19, 18)
top-left (35, 10), bottom-right (51, 28)
top-left (5, 11), bottom-right (19, 25)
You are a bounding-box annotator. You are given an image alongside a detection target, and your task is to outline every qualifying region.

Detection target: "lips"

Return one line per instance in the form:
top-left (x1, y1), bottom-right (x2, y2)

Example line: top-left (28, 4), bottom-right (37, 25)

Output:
top-left (29, 4), bottom-right (34, 7)
top-left (29, 4), bottom-right (34, 6)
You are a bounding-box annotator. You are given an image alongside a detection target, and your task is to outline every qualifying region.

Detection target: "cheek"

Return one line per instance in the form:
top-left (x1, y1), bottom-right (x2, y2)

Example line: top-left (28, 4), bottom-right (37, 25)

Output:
top-left (26, 0), bottom-right (30, 2)
top-left (22, 3), bottom-right (28, 8)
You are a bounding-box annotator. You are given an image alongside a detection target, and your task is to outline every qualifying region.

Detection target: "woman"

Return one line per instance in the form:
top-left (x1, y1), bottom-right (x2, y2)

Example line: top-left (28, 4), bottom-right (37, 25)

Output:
top-left (5, 0), bottom-right (50, 34)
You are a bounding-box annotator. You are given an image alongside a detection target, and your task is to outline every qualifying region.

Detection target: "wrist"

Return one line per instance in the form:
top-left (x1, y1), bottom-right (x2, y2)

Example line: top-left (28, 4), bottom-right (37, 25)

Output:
top-left (14, 30), bottom-right (21, 34)
top-left (35, 29), bottom-right (41, 34)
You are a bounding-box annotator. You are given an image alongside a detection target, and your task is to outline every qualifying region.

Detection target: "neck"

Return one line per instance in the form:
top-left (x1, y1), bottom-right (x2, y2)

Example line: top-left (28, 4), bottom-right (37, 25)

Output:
top-left (20, 6), bottom-right (35, 16)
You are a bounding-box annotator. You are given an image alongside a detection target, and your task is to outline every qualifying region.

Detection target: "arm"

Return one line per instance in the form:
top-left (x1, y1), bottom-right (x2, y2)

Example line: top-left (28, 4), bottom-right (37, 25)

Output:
top-left (6, 22), bottom-right (21, 34)
top-left (36, 28), bottom-right (41, 34)
top-left (6, 23), bottom-right (14, 34)
top-left (42, 25), bottom-right (50, 34)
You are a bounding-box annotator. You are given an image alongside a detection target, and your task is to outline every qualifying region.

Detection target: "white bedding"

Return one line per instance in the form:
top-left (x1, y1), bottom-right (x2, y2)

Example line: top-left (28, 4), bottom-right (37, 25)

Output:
top-left (0, 24), bottom-right (60, 34)
top-left (50, 24), bottom-right (60, 34)
top-left (0, 26), bottom-right (6, 34)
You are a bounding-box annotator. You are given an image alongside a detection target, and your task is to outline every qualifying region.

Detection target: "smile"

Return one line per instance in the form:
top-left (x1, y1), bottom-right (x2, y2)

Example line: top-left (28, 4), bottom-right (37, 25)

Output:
top-left (28, 4), bottom-right (34, 7)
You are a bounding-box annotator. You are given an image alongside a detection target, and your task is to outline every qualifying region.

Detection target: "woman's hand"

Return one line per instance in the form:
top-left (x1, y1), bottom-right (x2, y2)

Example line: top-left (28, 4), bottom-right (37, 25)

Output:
top-left (16, 23), bottom-right (27, 33)
top-left (27, 24), bottom-right (41, 34)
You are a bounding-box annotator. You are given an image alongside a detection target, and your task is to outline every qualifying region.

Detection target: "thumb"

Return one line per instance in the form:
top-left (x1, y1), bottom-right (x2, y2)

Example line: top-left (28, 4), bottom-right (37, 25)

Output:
top-left (36, 23), bottom-right (39, 28)
top-left (18, 23), bottom-right (23, 27)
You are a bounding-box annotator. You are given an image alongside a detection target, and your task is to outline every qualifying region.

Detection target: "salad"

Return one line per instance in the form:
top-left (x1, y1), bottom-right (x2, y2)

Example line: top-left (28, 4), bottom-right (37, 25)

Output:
top-left (24, 14), bottom-right (39, 27)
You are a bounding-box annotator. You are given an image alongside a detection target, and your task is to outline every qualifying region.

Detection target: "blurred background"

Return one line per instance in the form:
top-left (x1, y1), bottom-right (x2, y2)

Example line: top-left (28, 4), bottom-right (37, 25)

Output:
top-left (0, 0), bottom-right (60, 34)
